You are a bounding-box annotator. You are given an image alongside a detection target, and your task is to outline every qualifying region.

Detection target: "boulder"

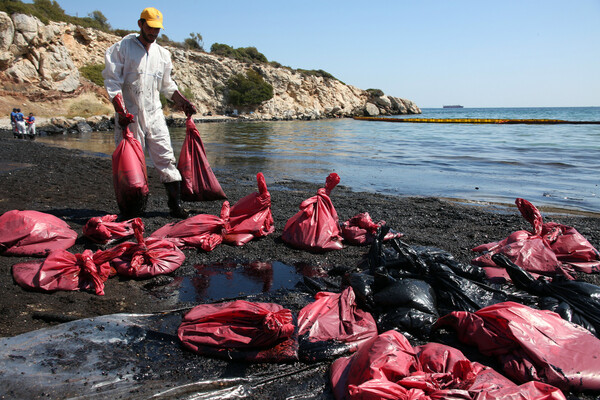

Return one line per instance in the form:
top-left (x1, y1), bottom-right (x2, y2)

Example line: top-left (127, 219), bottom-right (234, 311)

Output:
top-left (75, 26), bottom-right (96, 43)
top-left (364, 103), bottom-right (380, 116)
top-left (5, 58), bottom-right (38, 83)
top-left (38, 44), bottom-right (79, 92)
top-left (401, 98), bottom-right (421, 114)
top-left (0, 50), bottom-right (13, 69)
top-left (76, 120), bottom-right (93, 133)
top-left (374, 95), bottom-right (392, 108)
top-left (389, 96), bottom-right (408, 114)
top-left (12, 14), bottom-right (39, 43)
top-left (0, 12), bottom-right (14, 51)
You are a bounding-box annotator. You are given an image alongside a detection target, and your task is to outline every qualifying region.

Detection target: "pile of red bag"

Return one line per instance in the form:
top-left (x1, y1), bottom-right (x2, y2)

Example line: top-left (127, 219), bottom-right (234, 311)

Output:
top-left (177, 286), bottom-right (378, 363)
top-left (472, 198), bottom-right (600, 281)
top-left (8, 212), bottom-right (186, 295)
top-left (282, 173), bottom-right (401, 253)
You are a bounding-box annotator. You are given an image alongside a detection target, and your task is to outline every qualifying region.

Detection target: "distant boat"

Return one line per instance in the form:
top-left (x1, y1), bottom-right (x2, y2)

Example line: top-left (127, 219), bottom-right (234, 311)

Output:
top-left (443, 105), bottom-right (464, 109)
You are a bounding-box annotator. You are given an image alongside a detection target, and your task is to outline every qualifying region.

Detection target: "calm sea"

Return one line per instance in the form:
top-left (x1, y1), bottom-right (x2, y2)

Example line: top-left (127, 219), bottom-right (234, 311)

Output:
top-left (37, 107), bottom-right (600, 213)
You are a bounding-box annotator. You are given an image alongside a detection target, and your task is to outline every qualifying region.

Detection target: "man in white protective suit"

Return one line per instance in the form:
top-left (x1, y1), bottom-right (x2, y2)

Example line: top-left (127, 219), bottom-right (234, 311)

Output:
top-left (102, 7), bottom-right (196, 218)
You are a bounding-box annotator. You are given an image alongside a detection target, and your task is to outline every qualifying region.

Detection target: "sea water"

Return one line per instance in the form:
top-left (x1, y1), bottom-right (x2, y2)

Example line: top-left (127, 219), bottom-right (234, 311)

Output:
top-left (37, 107), bottom-right (600, 213)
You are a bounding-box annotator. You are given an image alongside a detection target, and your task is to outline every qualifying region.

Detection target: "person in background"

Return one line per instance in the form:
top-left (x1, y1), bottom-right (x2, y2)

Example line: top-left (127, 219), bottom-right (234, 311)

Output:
top-left (14, 108), bottom-right (26, 139)
top-left (10, 108), bottom-right (17, 138)
top-left (102, 7), bottom-right (196, 219)
top-left (26, 112), bottom-right (36, 138)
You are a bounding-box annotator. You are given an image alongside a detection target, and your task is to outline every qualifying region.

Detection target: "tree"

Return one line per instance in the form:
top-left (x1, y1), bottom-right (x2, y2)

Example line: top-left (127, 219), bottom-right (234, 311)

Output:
top-left (226, 69), bottom-right (273, 107)
top-left (88, 10), bottom-right (110, 30)
top-left (184, 33), bottom-right (204, 51)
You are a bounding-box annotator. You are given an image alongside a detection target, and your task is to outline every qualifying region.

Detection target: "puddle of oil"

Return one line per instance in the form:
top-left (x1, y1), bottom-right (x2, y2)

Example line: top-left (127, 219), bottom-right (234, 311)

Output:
top-left (166, 260), bottom-right (327, 303)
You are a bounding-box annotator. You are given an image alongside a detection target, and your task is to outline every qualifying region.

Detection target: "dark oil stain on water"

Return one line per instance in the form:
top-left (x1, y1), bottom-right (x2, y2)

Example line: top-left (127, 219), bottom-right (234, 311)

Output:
top-left (167, 260), bottom-right (327, 302)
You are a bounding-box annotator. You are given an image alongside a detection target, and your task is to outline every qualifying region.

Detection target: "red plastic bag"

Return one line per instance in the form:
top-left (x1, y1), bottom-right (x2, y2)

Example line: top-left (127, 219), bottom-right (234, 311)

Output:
top-left (223, 172), bottom-right (275, 246)
top-left (298, 287), bottom-right (377, 361)
top-left (150, 202), bottom-right (228, 252)
top-left (0, 210), bottom-right (77, 257)
top-left (434, 301), bottom-right (600, 392)
top-left (12, 248), bottom-right (113, 295)
top-left (281, 173), bottom-right (344, 252)
top-left (341, 212), bottom-right (402, 246)
top-left (83, 214), bottom-right (137, 245)
top-left (472, 198), bottom-right (574, 281)
top-left (178, 300), bottom-right (297, 362)
top-left (177, 115), bottom-right (226, 201)
top-left (108, 219), bottom-right (185, 279)
top-left (112, 126), bottom-right (149, 217)
top-left (330, 329), bottom-right (565, 400)
top-left (542, 221), bottom-right (600, 273)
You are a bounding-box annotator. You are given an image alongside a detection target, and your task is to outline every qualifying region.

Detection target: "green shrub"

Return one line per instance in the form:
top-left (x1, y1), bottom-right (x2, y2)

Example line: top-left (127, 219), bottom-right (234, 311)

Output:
top-left (0, 0), bottom-right (112, 31)
top-left (297, 68), bottom-right (338, 81)
top-left (367, 88), bottom-right (385, 97)
top-left (210, 43), bottom-right (268, 63)
top-left (226, 69), bottom-right (273, 106)
top-left (113, 29), bottom-right (137, 38)
top-left (180, 86), bottom-right (194, 101)
top-left (79, 63), bottom-right (104, 86)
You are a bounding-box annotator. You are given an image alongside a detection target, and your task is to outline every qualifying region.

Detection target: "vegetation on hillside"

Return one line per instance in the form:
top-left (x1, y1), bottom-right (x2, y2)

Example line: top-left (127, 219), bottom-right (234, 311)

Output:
top-left (226, 69), bottom-right (273, 106)
top-left (210, 43), bottom-right (268, 64)
top-left (79, 63), bottom-right (104, 86)
top-left (0, 0), bottom-right (111, 30)
top-left (367, 88), bottom-right (385, 97)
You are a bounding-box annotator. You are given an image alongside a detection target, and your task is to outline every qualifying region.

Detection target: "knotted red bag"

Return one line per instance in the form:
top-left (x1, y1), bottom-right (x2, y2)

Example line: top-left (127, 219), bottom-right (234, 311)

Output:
top-left (472, 198), bottom-right (573, 281)
top-left (107, 218), bottom-right (185, 278)
top-left (112, 126), bottom-right (149, 217)
top-left (12, 248), bottom-right (113, 295)
top-left (223, 172), bottom-right (275, 246)
top-left (178, 300), bottom-right (297, 362)
top-left (0, 210), bottom-right (77, 257)
top-left (82, 214), bottom-right (137, 245)
top-left (178, 115), bottom-right (226, 201)
top-left (150, 202), bottom-right (229, 252)
top-left (281, 173), bottom-right (343, 252)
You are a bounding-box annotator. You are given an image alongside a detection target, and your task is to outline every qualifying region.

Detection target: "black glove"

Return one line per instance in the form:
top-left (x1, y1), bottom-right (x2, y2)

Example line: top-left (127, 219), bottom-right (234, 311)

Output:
top-left (112, 93), bottom-right (134, 128)
top-left (172, 90), bottom-right (197, 117)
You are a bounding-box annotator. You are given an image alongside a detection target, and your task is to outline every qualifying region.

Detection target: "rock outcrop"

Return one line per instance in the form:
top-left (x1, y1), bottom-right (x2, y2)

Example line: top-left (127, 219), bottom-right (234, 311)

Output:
top-left (0, 12), bottom-right (421, 120)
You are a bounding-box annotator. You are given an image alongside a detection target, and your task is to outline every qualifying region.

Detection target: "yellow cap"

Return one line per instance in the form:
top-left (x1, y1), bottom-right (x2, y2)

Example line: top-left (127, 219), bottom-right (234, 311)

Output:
top-left (140, 7), bottom-right (164, 29)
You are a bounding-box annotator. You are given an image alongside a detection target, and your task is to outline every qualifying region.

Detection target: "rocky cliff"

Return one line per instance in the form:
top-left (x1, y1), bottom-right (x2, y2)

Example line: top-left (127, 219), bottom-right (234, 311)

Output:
top-left (0, 12), bottom-right (421, 122)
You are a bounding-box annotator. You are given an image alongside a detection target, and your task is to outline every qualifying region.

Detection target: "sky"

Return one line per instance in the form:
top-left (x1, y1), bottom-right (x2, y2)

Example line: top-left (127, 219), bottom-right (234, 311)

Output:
top-left (34, 0), bottom-right (600, 108)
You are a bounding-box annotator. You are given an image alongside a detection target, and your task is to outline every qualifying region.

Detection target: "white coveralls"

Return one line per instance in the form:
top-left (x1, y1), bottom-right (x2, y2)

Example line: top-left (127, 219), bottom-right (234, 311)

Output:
top-left (102, 33), bottom-right (181, 183)
top-left (14, 113), bottom-right (26, 137)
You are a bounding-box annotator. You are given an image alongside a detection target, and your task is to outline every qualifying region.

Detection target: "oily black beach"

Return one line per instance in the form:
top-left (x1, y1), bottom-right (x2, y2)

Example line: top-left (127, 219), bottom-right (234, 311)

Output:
top-left (1, 128), bottom-right (599, 399)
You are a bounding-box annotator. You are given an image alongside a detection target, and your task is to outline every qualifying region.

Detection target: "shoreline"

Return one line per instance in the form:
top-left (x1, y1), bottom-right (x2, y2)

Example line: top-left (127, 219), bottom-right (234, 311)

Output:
top-left (17, 124), bottom-right (600, 218)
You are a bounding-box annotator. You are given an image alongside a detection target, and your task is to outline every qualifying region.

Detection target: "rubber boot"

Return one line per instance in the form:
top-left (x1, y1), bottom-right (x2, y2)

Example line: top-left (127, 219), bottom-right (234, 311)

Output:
top-left (164, 181), bottom-right (189, 219)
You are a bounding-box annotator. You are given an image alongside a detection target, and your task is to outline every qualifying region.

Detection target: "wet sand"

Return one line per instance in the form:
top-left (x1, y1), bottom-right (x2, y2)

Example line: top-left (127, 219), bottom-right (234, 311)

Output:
top-left (1, 129), bottom-right (599, 399)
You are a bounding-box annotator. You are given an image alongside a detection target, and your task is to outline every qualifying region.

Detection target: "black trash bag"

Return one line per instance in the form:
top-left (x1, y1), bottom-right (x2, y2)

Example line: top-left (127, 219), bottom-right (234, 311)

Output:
top-left (362, 226), bottom-right (429, 275)
top-left (374, 233), bottom-right (526, 313)
top-left (377, 307), bottom-right (438, 339)
top-left (373, 277), bottom-right (438, 316)
top-left (344, 272), bottom-right (375, 311)
top-left (418, 246), bottom-right (487, 282)
top-left (373, 276), bottom-right (439, 338)
top-left (493, 252), bottom-right (600, 337)
top-left (360, 228), bottom-right (537, 339)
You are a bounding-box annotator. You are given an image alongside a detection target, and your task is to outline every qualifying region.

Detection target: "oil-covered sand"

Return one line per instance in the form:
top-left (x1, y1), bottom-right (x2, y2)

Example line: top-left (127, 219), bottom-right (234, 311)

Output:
top-left (1, 130), bottom-right (599, 399)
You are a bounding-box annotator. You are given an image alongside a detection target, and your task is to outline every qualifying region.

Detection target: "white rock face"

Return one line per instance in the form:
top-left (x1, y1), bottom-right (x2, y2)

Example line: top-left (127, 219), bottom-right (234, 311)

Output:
top-left (0, 12), bottom-right (14, 51)
top-left (0, 13), bottom-right (422, 118)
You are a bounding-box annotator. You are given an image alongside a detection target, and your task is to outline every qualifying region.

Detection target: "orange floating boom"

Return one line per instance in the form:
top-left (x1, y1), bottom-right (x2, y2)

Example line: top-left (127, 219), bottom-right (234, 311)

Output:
top-left (353, 116), bottom-right (600, 124)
